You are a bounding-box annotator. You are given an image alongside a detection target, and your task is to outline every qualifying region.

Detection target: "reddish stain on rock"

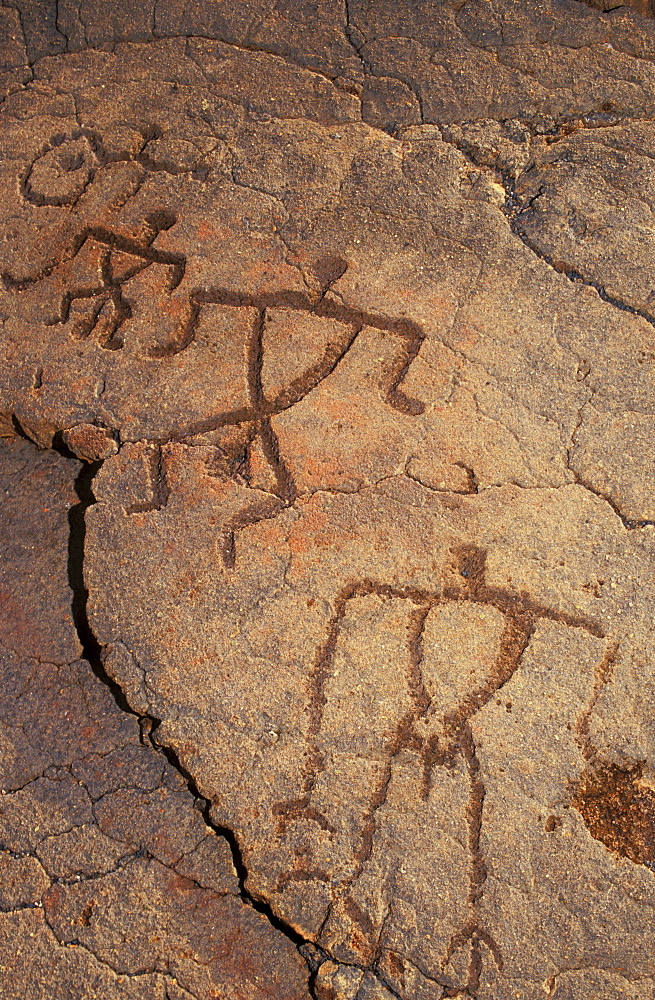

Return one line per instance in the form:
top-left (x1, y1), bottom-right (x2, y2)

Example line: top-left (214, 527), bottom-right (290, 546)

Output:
top-left (574, 761), bottom-right (655, 867)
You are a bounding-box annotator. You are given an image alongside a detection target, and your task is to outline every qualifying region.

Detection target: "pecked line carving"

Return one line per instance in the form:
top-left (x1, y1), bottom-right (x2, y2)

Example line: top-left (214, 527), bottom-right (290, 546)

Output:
top-left (19, 126), bottom-right (214, 211)
top-left (272, 547), bottom-right (604, 993)
top-left (5, 227), bottom-right (428, 495)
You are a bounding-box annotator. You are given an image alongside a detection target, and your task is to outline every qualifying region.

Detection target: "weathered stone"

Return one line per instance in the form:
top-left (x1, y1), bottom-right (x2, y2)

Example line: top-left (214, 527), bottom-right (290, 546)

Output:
top-left (3, 3), bottom-right (655, 998)
top-left (85, 444), bottom-right (655, 994)
top-left (584, 0), bottom-right (653, 13)
top-left (0, 438), bottom-right (310, 999)
top-left (61, 423), bottom-right (118, 461)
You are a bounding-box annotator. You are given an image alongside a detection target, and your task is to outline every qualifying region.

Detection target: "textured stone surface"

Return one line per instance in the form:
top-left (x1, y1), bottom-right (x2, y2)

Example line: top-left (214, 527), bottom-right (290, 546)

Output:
top-left (3, 1), bottom-right (655, 998)
top-left (0, 437), bottom-right (311, 999)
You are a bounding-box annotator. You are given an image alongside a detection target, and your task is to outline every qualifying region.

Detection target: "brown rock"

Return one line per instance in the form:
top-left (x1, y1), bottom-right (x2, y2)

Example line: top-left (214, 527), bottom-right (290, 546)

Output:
top-left (62, 423), bottom-right (118, 461)
top-left (583, 0), bottom-right (653, 13)
top-left (0, 437), bottom-right (310, 999)
top-left (3, 3), bottom-right (655, 998)
top-left (85, 443), bottom-right (655, 995)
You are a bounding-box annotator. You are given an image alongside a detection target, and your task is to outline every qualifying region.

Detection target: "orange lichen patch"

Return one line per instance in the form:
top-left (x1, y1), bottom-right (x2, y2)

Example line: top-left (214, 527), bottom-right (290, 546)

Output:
top-left (573, 761), bottom-right (655, 867)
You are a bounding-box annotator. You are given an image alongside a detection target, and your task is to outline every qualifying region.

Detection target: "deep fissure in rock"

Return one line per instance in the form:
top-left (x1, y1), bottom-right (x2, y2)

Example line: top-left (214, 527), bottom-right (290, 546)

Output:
top-left (67, 458), bottom-right (135, 713)
top-left (64, 452), bottom-right (324, 989)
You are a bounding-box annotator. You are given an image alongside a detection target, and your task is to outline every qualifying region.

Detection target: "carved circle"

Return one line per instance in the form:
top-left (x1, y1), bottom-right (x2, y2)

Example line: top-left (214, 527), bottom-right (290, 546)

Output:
top-left (23, 133), bottom-right (99, 207)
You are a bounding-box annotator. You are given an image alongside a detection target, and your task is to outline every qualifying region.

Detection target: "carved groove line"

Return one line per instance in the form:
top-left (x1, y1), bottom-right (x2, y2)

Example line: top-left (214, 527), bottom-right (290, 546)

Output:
top-left (273, 547), bottom-right (603, 991)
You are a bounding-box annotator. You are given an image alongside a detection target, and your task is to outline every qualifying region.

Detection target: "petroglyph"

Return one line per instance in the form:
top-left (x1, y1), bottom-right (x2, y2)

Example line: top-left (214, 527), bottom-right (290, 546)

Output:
top-left (4, 3), bottom-right (655, 998)
top-left (26, 220), bottom-right (186, 352)
top-left (270, 548), bottom-right (605, 993)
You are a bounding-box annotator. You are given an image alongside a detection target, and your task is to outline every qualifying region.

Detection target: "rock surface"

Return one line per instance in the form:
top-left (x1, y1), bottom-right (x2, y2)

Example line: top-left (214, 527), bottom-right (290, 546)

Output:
top-left (0, 435), bottom-right (311, 998)
top-left (2, 1), bottom-right (655, 997)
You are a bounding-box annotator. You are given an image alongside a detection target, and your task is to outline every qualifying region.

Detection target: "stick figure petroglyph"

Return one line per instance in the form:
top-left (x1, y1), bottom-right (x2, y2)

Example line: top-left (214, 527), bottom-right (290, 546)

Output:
top-left (5, 211), bottom-right (427, 501)
top-left (6, 128), bottom-right (430, 498)
top-left (272, 546), bottom-right (606, 994)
